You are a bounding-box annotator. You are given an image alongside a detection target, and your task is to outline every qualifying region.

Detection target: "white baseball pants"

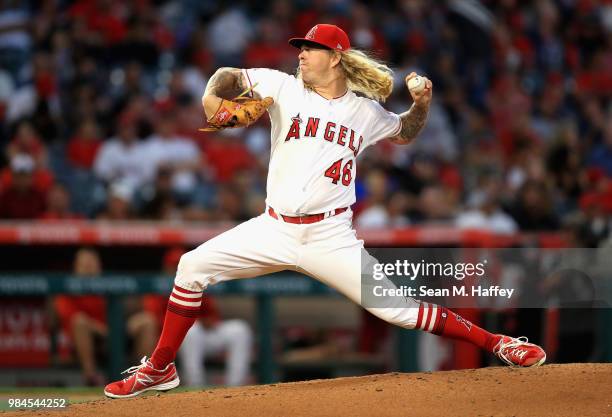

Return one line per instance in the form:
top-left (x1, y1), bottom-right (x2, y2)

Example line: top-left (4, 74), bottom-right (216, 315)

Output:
top-left (174, 209), bottom-right (420, 329)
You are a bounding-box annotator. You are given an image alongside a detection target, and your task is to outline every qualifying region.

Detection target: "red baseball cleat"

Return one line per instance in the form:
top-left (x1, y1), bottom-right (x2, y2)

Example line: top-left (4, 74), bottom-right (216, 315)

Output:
top-left (493, 335), bottom-right (546, 367)
top-left (104, 356), bottom-right (180, 399)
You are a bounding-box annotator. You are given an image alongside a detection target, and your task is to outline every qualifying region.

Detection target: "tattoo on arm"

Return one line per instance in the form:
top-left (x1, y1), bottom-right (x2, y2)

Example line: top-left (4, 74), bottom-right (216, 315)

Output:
top-left (390, 103), bottom-right (429, 144)
top-left (203, 67), bottom-right (249, 98)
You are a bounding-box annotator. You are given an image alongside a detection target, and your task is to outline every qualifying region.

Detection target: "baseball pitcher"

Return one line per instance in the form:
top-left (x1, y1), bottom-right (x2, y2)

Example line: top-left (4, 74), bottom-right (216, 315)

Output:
top-left (105, 24), bottom-right (546, 398)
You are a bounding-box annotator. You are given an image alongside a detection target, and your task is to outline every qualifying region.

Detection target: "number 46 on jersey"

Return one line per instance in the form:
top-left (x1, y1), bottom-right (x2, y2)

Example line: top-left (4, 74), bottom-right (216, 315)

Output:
top-left (324, 158), bottom-right (353, 186)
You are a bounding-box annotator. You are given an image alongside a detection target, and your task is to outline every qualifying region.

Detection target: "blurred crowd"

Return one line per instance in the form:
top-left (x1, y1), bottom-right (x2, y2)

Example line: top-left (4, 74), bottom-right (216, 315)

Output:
top-left (54, 246), bottom-right (253, 386)
top-left (1, 0), bottom-right (611, 242)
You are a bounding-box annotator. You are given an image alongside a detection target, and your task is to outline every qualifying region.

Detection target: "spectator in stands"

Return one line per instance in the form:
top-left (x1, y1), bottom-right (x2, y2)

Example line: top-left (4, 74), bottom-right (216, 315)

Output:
top-left (506, 141), bottom-right (547, 195)
top-left (54, 248), bottom-right (107, 385)
top-left (0, 69), bottom-right (13, 126)
top-left (40, 183), bottom-right (82, 220)
top-left (207, 4), bottom-right (253, 67)
top-left (64, 60), bottom-right (104, 129)
top-left (385, 191), bottom-right (411, 227)
top-left (66, 118), bottom-right (102, 170)
top-left (413, 185), bottom-right (456, 225)
top-left (118, 94), bottom-right (156, 137)
top-left (244, 18), bottom-right (294, 70)
top-left (138, 166), bottom-right (184, 221)
top-left (349, 3), bottom-right (390, 60)
top-left (93, 116), bottom-right (150, 193)
top-left (5, 120), bottom-right (48, 168)
top-left (153, 70), bottom-right (193, 116)
top-left (0, 0), bottom-right (31, 81)
top-left (546, 121), bottom-right (586, 216)
top-left (179, 294), bottom-right (252, 387)
top-left (67, 0), bottom-right (127, 48)
top-left (509, 180), bottom-right (560, 231)
top-left (181, 50), bottom-right (212, 105)
top-left (113, 17), bottom-right (159, 68)
top-left (96, 182), bottom-right (135, 221)
top-left (456, 173), bottom-right (518, 234)
top-left (201, 129), bottom-right (257, 184)
top-left (29, 50), bottom-right (61, 142)
top-left (0, 0), bottom-right (609, 238)
top-left (143, 112), bottom-right (202, 198)
top-left (587, 118), bottom-right (612, 177)
top-left (230, 169), bottom-right (266, 219)
top-left (0, 154), bottom-right (47, 219)
top-left (54, 248), bottom-right (157, 386)
top-left (405, 102), bottom-right (459, 162)
top-left (212, 184), bottom-right (249, 221)
top-left (356, 169), bottom-right (391, 229)
top-left (395, 152), bottom-right (439, 197)
top-left (108, 63), bottom-right (153, 117)
top-left (143, 248), bottom-right (253, 387)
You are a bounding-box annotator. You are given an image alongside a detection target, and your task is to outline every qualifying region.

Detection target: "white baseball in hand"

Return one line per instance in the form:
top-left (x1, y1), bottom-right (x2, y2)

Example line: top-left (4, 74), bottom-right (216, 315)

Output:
top-left (407, 76), bottom-right (425, 93)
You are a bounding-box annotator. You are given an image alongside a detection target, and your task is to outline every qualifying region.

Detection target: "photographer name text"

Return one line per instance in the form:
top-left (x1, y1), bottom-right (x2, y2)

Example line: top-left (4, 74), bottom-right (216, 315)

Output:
top-left (373, 285), bottom-right (515, 299)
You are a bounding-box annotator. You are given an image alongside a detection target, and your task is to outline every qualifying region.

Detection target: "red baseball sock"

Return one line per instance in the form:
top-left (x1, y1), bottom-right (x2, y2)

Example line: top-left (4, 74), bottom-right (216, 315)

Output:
top-left (150, 285), bottom-right (202, 369)
top-left (415, 302), bottom-right (499, 352)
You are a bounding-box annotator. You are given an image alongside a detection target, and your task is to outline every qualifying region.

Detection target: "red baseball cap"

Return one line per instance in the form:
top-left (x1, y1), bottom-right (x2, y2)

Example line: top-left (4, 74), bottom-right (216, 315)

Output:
top-left (289, 24), bottom-right (350, 52)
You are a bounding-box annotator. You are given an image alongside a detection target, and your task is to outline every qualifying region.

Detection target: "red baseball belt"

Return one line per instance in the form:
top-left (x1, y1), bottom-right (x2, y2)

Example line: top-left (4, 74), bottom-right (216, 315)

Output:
top-left (268, 206), bottom-right (348, 224)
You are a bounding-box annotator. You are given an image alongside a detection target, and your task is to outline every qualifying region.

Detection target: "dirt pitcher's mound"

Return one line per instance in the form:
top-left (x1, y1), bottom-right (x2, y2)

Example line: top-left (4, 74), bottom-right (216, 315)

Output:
top-left (5, 363), bottom-right (612, 417)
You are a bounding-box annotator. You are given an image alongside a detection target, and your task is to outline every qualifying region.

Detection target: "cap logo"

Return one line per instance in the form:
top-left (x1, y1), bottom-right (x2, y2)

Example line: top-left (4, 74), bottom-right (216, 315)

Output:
top-left (337, 43), bottom-right (343, 50)
top-left (306, 25), bottom-right (318, 40)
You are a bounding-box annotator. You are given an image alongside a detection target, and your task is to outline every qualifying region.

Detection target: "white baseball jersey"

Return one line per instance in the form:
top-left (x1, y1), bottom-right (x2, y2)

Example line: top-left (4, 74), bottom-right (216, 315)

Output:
top-left (172, 69), bottom-right (421, 341)
top-left (243, 68), bottom-right (401, 216)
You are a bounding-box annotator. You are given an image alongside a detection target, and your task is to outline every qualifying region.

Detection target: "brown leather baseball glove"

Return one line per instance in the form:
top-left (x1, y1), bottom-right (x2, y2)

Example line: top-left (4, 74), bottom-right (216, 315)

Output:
top-left (199, 92), bottom-right (274, 132)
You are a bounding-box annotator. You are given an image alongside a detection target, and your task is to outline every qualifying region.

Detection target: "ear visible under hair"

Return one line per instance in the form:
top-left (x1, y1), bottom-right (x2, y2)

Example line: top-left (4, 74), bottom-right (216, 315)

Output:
top-left (330, 50), bottom-right (342, 68)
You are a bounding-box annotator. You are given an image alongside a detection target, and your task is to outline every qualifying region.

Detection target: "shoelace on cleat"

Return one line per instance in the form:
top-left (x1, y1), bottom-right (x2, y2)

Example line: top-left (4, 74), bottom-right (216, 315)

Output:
top-left (121, 356), bottom-right (149, 381)
top-left (495, 336), bottom-right (532, 366)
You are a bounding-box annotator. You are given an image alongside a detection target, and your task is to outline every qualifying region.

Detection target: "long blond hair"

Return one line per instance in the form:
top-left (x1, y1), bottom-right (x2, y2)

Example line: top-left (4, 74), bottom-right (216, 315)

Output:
top-left (339, 49), bottom-right (394, 102)
top-left (296, 48), bottom-right (394, 102)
